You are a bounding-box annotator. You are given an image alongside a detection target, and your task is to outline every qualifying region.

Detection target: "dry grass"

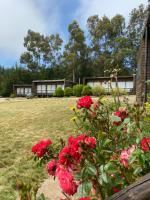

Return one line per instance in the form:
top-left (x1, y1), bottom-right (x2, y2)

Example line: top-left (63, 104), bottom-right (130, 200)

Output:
top-left (0, 98), bottom-right (77, 200)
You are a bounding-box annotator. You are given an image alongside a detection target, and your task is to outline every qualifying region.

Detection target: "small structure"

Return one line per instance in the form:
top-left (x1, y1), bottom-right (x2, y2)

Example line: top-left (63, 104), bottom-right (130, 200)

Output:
top-left (13, 84), bottom-right (32, 97)
top-left (83, 76), bottom-right (136, 94)
top-left (136, 7), bottom-right (150, 104)
top-left (32, 79), bottom-right (75, 96)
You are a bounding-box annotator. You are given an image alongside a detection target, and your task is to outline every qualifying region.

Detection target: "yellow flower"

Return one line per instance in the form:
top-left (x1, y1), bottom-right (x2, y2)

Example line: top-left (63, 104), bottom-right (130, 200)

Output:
top-left (70, 117), bottom-right (77, 122)
top-left (145, 102), bottom-right (150, 113)
top-left (70, 106), bottom-right (76, 111)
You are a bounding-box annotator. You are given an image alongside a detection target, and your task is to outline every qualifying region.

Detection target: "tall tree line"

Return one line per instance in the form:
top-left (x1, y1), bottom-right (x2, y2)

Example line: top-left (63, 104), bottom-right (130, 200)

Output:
top-left (0, 4), bottom-right (148, 96)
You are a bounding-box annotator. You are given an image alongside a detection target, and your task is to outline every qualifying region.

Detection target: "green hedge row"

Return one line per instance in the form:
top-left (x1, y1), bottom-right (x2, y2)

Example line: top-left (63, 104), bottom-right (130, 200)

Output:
top-left (53, 84), bottom-right (127, 97)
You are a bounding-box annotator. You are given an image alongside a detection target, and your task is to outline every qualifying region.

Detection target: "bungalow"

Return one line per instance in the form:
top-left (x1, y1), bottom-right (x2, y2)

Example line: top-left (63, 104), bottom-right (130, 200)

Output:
top-left (32, 79), bottom-right (75, 96)
top-left (83, 76), bottom-right (136, 94)
top-left (13, 84), bottom-right (32, 97)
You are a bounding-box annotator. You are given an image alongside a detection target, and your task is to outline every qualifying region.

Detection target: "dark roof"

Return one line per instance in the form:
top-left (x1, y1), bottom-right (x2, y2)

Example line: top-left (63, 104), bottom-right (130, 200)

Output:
top-left (13, 84), bottom-right (32, 87)
top-left (83, 76), bottom-right (133, 81)
top-left (32, 79), bottom-right (75, 83)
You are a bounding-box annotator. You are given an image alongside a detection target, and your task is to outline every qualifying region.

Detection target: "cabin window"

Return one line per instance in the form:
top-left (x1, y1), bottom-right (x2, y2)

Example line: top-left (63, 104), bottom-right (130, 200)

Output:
top-left (47, 85), bottom-right (56, 94)
top-left (87, 82), bottom-right (94, 87)
top-left (25, 88), bottom-right (31, 94)
top-left (118, 82), bottom-right (126, 89)
top-left (17, 88), bottom-right (24, 95)
top-left (37, 84), bottom-right (46, 94)
top-left (125, 81), bottom-right (133, 92)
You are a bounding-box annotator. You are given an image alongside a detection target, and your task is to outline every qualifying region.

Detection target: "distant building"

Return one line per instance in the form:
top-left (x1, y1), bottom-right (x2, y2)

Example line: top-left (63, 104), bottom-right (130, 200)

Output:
top-left (13, 79), bottom-right (75, 97)
top-left (13, 84), bottom-right (32, 97)
top-left (83, 76), bottom-right (136, 94)
top-left (32, 79), bottom-right (75, 96)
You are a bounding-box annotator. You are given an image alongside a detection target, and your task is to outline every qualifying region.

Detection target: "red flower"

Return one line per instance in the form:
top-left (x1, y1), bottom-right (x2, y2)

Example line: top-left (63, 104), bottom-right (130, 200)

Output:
top-left (47, 160), bottom-right (57, 176)
top-left (112, 187), bottom-right (120, 193)
top-left (114, 108), bottom-right (128, 120)
top-left (77, 96), bottom-right (93, 109)
top-left (85, 137), bottom-right (96, 148)
top-left (59, 147), bottom-right (72, 166)
top-left (31, 139), bottom-right (52, 158)
top-left (56, 165), bottom-right (78, 196)
top-left (78, 198), bottom-right (91, 200)
top-left (140, 138), bottom-right (150, 152)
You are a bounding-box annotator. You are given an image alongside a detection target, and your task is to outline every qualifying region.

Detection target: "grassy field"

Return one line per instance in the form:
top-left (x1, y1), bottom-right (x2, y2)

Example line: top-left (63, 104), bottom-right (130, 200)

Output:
top-left (0, 98), bottom-right (77, 200)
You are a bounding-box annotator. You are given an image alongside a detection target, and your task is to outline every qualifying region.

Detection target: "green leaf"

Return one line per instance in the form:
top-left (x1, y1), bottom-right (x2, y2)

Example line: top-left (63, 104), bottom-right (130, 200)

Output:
top-left (103, 139), bottom-right (112, 147)
top-left (77, 182), bottom-right (92, 197)
top-left (101, 172), bottom-right (108, 183)
top-left (133, 167), bottom-right (142, 175)
top-left (111, 115), bottom-right (121, 122)
top-left (86, 165), bottom-right (97, 176)
top-left (129, 155), bottom-right (137, 165)
top-left (123, 118), bottom-right (130, 124)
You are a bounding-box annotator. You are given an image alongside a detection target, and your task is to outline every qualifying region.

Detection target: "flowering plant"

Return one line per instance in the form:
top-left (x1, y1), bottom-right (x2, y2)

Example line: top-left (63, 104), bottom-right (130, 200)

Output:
top-left (32, 96), bottom-right (150, 200)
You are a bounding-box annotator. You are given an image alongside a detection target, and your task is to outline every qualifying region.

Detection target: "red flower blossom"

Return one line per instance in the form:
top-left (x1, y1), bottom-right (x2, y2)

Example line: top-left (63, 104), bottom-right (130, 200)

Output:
top-left (140, 138), bottom-right (150, 152)
top-left (112, 187), bottom-right (120, 193)
top-left (47, 160), bottom-right (57, 176)
top-left (56, 165), bottom-right (78, 196)
top-left (114, 108), bottom-right (128, 120)
top-left (113, 108), bottom-right (128, 126)
top-left (78, 198), bottom-right (91, 200)
top-left (77, 96), bottom-right (93, 109)
top-left (59, 147), bottom-right (72, 166)
top-left (31, 139), bottom-right (52, 158)
top-left (85, 137), bottom-right (96, 148)
top-left (120, 145), bottom-right (136, 168)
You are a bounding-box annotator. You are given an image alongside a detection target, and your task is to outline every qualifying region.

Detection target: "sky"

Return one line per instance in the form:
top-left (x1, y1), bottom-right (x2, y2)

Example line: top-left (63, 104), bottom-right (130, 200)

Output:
top-left (0, 0), bottom-right (148, 67)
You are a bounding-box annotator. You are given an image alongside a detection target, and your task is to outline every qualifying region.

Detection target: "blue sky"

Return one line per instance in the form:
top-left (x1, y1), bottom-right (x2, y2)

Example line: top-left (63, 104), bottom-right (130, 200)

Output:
top-left (0, 0), bottom-right (148, 67)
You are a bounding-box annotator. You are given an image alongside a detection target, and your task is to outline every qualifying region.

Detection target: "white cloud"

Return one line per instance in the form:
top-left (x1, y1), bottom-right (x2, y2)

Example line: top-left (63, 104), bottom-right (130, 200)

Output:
top-left (0, 0), bottom-right (60, 64)
top-left (75, 0), bottom-right (148, 27)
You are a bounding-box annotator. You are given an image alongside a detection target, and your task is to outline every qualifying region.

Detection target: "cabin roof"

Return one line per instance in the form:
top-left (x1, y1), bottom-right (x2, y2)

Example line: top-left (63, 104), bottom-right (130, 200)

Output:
top-left (13, 84), bottom-right (32, 87)
top-left (32, 79), bottom-right (74, 83)
top-left (83, 76), bottom-right (133, 81)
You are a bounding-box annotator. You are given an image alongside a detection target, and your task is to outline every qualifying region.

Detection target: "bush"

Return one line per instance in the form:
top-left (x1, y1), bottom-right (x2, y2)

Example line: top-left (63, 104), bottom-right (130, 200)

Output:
top-left (73, 84), bottom-right (83, 97)
top-left (110, 88), bottom-right (127, 96)
top-left (54, 87), bottom-right (64, 97)
top-left (81, 85), bottom-right (92, 96)
top-left (64, 87), bottom-right (73, 97)
top-left (92, 85), bottom-right (105, 96)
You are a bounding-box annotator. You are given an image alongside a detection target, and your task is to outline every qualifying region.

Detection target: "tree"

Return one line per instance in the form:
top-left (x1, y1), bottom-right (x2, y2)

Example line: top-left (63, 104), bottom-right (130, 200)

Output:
top-left (127, 4), bottom-right (148, 69)
top-left (20, 30), bottom-right (63, 71)
top-left (87, 14), bottom-right (131, 76)
top-left (63, 21), bottom-right (89, 82)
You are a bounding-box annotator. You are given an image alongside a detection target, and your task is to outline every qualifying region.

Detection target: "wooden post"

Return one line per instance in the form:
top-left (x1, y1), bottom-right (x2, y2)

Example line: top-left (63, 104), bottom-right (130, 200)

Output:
top-left (106, 173), bottom-right (150, 200)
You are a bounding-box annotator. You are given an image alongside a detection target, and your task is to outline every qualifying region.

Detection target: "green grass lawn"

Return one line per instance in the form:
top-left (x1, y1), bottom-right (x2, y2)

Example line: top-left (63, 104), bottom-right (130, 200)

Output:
top-left (0, 98), bottom-right (77, 200)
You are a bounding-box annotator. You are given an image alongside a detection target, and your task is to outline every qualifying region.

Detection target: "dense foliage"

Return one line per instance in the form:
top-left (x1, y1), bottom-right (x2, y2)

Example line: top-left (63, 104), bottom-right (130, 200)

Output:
top-left (31, 96), bottom-right (150, 200)
top-left (0, 4), bottom-right (148, 96)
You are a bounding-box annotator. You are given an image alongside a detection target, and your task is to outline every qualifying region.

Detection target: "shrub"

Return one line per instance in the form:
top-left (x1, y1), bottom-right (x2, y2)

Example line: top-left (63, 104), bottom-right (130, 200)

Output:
top-left (92, 85), bottom-right (105, 96)
top-left (54, 87), bottom-right (64, 97)
top-left (64, 87), bottom-right (73, 97)
top-left (81, 85), bottom-right (92, 96)
top-left (110, 88), bottom-right (127, 96)
top-left (73, 84), bottom-right (83, 97)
